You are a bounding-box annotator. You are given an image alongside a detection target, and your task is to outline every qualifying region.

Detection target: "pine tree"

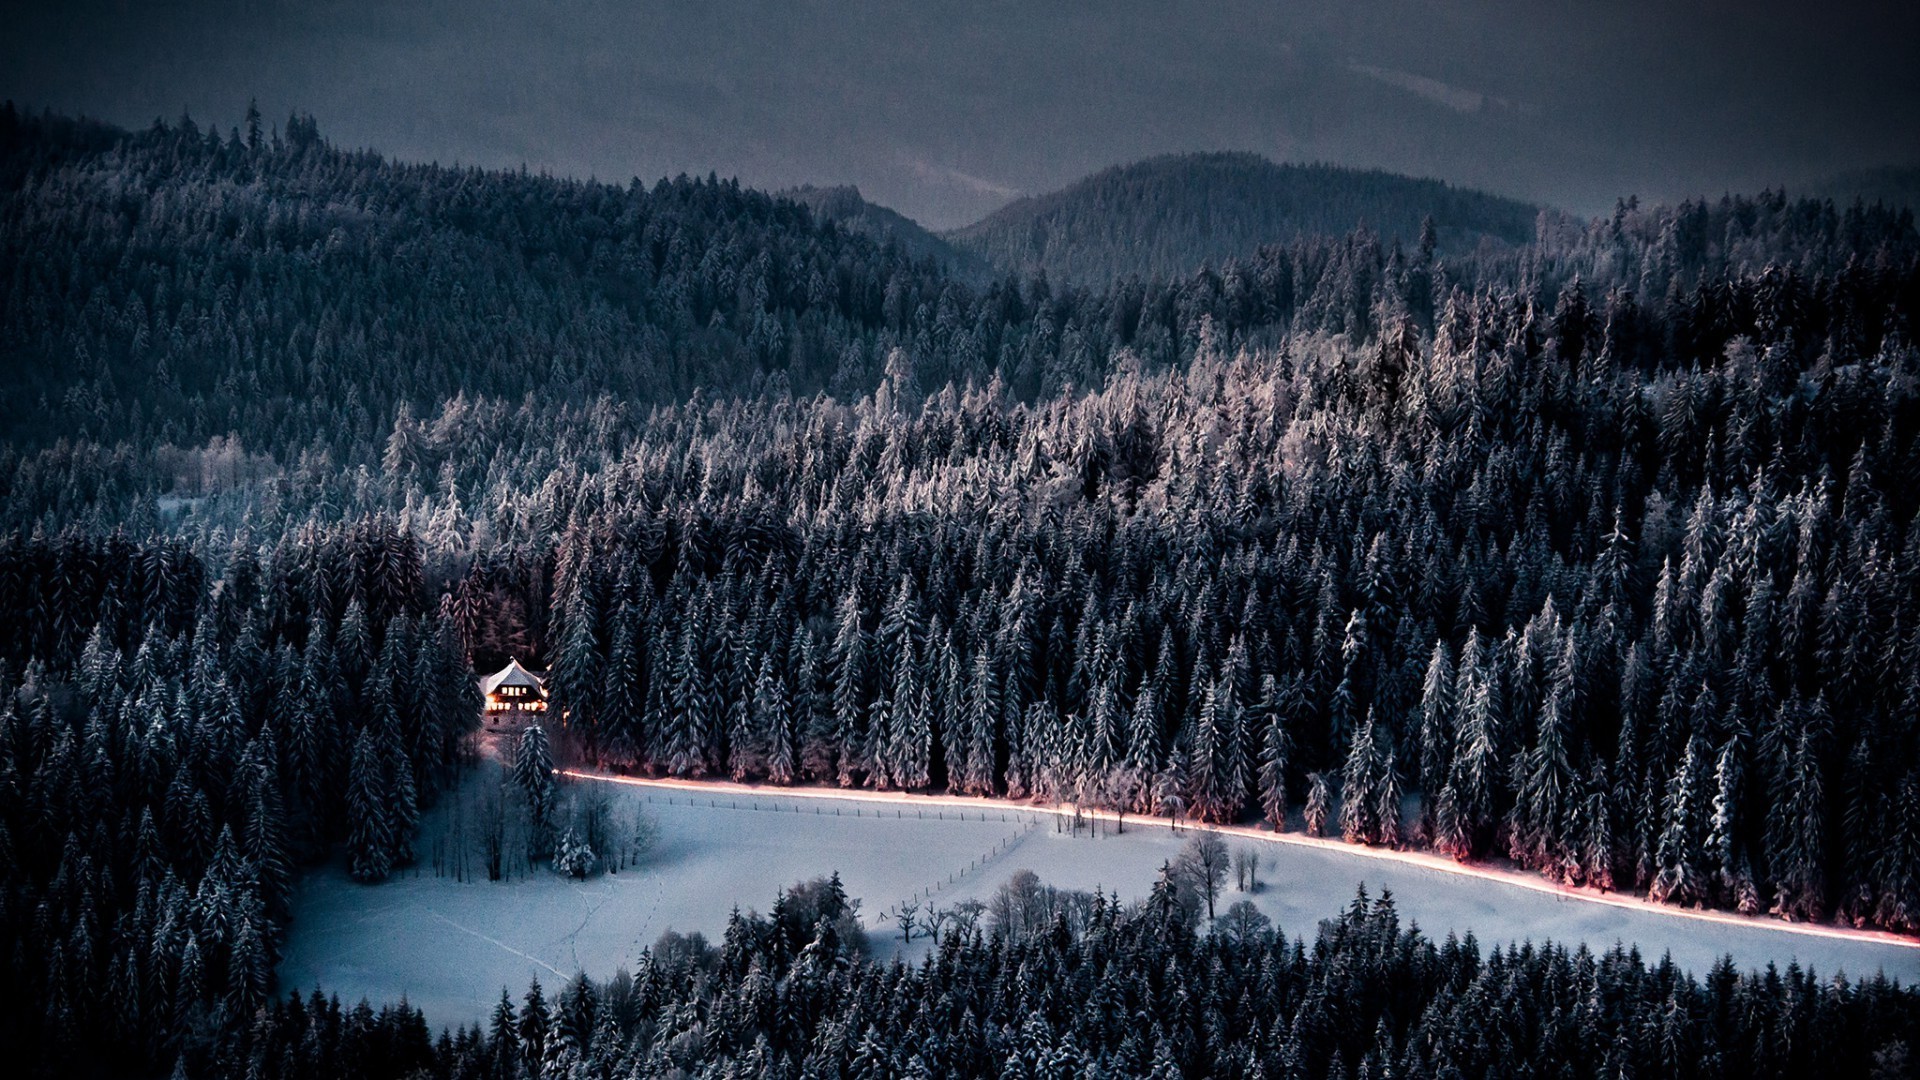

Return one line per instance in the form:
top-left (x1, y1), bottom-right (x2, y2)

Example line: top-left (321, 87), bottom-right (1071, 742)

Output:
top-left (1340, 713), bottom-right (1375, 844)
top-left (489, 989), bottom-right (521, 1075)
top-left (831, 589), bottom-right (867, 788)
top-left (553, 572), bottom-right (602, 730)
top-left (1256, 676), bottom-right (1292, 830)
top-left (1415, 639), bottom-right (1456, 800)
top-left (796, 629), bottom-right (838, 783)
top-left (553, 826), bottom-right (596, 879)
top-left (389, 745), bottom-right (419, 868)
top-left (601, 605), bottom-right (643, 762)
top-left (226, 896), bottom-right (270, 1017)
top-left (1874, 769), bottom-right (1920, 932)
top-left (757, 655), bottom-right (795, 785)
top-left (346, 730), bottom-right (393, 882)
top-left (889, 639), bottom-right (932, 790)
top-left (1510, 638), bottom-right (1577, 874)
top-left (1769, 725), bottom-right (1826, 922)
top-left (515, 720), bottom-right (558, 856)
top-left (956, 647), bottom-right (999, 796)
top-left (1373, 726), bottom-right (1402, 848)
top-left (665, 620), bottom-right (711, 778)
top-left (1305, 772), bottom-right (1332, 838)
top-left (1439, 642), bottom-right (1497, 859)
top-left (1704, 734), bottom-right (1744, 906)
top-left (1650, 738), bottom-right (1706, 908)
top-left (1583, 761), bottom-right (1616, 891)
top-left (1188, 678), bottom-right (1238, 823)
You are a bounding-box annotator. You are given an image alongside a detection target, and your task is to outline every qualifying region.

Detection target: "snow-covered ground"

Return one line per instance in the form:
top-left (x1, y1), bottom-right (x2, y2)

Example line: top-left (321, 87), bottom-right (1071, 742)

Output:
top-left (280, 770), bottom-right (1920, 1032)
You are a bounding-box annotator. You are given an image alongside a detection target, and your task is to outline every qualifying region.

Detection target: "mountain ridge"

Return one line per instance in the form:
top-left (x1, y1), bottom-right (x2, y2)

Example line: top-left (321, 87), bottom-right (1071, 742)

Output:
top-left (941, 151), bottom-right (1543, 285)
top-left (780, 183), bottom-right (997, 284)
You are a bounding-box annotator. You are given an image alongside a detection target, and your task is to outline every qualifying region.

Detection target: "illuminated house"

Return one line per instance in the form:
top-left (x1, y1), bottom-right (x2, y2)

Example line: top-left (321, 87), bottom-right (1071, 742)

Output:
top-left (481, 658), bottom-right (547, 730)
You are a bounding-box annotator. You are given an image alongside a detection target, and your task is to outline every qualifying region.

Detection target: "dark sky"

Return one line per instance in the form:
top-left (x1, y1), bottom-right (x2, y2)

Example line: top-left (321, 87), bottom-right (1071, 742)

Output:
top-left (3, 0), bottom-right (1916, 229)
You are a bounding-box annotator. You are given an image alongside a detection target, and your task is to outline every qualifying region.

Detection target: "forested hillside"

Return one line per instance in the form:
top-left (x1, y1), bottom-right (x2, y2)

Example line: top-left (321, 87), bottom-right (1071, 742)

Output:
top-left (781, 184), bottom-right (996, 285)
top-left (191, 885), bottom-right (1920, 1079)
top-left (943, 152), bottom-right (1543, 286)
top-left (4, 106), bottom-right (1920, 1076)
top-left (0, 105), bottom-right (970, 454)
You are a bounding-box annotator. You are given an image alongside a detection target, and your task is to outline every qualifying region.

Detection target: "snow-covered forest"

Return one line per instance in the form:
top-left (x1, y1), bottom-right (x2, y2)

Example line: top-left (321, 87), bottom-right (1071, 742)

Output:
top-left (3, 107), bottom-right (1920, 1076)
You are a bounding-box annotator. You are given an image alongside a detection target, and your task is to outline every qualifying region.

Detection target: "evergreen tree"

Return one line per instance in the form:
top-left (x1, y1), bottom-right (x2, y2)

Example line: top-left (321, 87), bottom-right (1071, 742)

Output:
top-left (516, 721), bottom-right (558, 855)
top-left (1305, 772), bottom-right (1332, 838)
top-left (1769, 725), bottom-right (1827, 922)
top-left (1256, 676), bottom-right (1293, 830)
top-left (831, 590), bottom-right (867, 788)
top-left (1650, 738), bottom-right (1707, 908)
top-left (1415, 639), bottom-right (1456, 801)
top-left (346, 730), bottom-right (394, 883)
top-left (889, 639), bottom-right (932, 790)
top-left (1510, 637), bottom-right (1578, 876)
top-left (601, 606), bottom-right (643, 762)
top-left (757, 655), bottom-right (795, 785)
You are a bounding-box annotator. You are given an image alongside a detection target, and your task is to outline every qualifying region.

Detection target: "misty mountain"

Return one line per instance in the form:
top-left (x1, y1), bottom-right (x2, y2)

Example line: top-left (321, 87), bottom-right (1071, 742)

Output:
top-left (943, 152), bottom-right (1542, 286)
top-left (781, 184), bottom-right (996, 284)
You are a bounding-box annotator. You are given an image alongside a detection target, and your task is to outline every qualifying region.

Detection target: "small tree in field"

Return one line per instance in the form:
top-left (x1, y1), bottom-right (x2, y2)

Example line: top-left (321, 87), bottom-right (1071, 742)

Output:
top-left (1233, 847), bottom-right (1262, 892)
top-left (893, 898), bottom-right (921, 942)
top-left (553, 826), bottom-right (596, 879)
top-left (919, 904), bottom-right (951, 943)
top-left (1177, 834), bottom-right (1230, 920)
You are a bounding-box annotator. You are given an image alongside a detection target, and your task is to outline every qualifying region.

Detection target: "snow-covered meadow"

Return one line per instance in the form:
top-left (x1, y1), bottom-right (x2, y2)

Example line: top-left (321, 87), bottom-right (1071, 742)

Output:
top-left (280, 769), bottom-right (1920, 1032)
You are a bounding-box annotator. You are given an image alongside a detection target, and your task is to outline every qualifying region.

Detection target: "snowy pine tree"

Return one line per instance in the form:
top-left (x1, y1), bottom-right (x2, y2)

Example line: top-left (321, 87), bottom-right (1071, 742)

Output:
top-left (346, 730), bottom-right (393, 882)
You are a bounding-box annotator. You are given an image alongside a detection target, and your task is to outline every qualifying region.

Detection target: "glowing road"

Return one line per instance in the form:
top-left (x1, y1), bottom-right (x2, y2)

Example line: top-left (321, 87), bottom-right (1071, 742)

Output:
top-left (561, 767), bottom-right (1920, 954)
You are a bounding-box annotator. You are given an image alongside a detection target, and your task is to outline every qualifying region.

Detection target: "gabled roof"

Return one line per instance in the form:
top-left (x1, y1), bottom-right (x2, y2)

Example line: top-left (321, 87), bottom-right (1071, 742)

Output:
top-left (482, 658), bottom-right (546, 697)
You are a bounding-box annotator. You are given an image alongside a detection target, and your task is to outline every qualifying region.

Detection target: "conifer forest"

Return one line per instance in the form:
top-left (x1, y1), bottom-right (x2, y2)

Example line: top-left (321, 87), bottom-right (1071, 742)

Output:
top-left (2, 8), bottom-right (1920, 1073)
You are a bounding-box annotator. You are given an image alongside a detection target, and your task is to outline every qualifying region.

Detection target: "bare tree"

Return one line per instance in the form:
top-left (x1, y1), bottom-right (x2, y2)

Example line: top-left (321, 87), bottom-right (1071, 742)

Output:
top-left (1107, 767), bottom-right (1143, 834)
top-left (1233, 847), bottom-right (1263, 892)
top-left (947, 898), bottom-right (987, 940)
top-left (1177, 834), bottom-right (1231, 920)
top-left (893, 898), bottom-right (921, 942)
top-left (1219, 899), bottom-right (1272, 946)
top-left (919, 904), bottom-right (951, 943)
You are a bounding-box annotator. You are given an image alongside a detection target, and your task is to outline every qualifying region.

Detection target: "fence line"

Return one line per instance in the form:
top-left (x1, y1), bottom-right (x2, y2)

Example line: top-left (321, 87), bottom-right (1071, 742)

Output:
top-left (881, 814), bottom-right (1044, 930)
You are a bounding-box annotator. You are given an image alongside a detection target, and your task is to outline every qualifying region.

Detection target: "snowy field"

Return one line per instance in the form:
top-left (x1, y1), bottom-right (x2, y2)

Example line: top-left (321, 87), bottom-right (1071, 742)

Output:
top-left (280, 769), bottom-right (1920, 1032)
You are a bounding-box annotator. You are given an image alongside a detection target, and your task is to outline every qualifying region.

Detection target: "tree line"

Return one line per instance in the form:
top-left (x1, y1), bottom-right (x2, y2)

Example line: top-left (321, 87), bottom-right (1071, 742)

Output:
top-left (187, 878), bottom-right (1920, 1079)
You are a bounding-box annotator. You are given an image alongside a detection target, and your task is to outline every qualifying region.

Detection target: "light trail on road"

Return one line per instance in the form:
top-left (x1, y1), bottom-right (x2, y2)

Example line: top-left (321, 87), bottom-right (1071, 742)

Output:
top-left (560, 767), bottom-right (1920, 953)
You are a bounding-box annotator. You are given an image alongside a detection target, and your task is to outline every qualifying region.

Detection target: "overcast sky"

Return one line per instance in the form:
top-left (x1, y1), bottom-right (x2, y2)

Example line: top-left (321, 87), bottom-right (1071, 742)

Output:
top-left (3, 0), bottom-right (1915, 229)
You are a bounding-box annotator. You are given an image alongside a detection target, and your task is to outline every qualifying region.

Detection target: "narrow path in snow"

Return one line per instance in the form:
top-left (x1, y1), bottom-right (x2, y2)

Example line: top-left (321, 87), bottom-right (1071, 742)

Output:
top-left (561, 767), bottom-right (1920, 953)
top-left (430, 910), bottom-right (569, 979)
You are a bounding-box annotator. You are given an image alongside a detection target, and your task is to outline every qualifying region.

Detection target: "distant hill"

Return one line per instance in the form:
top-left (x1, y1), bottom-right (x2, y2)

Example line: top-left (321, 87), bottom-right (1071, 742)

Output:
top-left (782, 184), bottom-right (997, 285)
top-left (1811, 166), bottom-right (1920, 213)
top-left (943, 152), bottom-right (1541, 286)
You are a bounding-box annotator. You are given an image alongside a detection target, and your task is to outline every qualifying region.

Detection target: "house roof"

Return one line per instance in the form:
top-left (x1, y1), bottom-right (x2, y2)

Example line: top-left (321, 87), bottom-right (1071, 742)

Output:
top-left (482, 658), bottom-right (546, 697)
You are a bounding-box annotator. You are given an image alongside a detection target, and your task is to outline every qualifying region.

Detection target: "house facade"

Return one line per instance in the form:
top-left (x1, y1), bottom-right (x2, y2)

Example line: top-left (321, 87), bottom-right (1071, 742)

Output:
top-left (481, 658), bottom-right (548, 731)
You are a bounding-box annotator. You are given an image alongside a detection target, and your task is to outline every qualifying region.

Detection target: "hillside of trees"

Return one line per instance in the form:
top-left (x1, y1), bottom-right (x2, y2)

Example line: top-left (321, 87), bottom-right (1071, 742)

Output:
top-left (781, 184), bottom-right (997, 286)
top-left (0, 103), bottom-right (979, 455)
top-left (942, 152), bottom-right (1544, 286)
top-left (183, 882), bottom-right (1920, 1079)
top-left (4, 105), bottom-right (1920, 1076)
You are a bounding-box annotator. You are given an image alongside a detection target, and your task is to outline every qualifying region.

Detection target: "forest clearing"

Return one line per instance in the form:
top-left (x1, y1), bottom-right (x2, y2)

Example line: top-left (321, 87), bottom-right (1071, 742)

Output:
top-left (280, 766), bottom-right (1920, 1032)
